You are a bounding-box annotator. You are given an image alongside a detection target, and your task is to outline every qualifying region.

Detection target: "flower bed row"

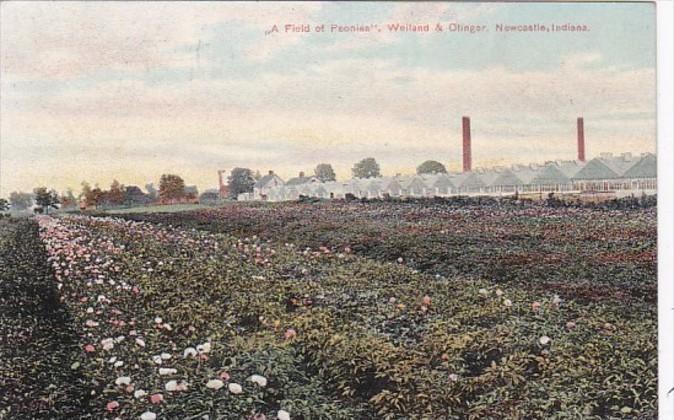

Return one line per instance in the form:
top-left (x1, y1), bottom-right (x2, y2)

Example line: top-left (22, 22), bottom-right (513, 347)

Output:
top-left (0, 218), bottom-right (89, 418)
top-left (112, 200), bottom-right (656, 306)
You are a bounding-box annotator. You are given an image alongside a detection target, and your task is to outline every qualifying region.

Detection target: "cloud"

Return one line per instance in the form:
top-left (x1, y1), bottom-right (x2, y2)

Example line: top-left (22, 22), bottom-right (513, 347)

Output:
top-left (0, 2), bottom-right (322, 80)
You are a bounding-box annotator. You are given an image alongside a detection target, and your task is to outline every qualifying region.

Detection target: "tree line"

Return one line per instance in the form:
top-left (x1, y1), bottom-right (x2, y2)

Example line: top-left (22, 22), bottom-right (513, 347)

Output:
top-left (0, 159), bottom-right (448, 212)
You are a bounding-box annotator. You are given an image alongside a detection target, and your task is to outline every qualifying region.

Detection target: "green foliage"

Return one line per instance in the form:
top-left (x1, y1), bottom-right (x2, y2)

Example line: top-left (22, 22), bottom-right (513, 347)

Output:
top-left (228, 168), bottom-right (256, 199)
top-left (9, 191), bottom-right (33, 211)
top-left (159, 174), bottom-right (186, 201)
top-left (314, 163), bottom-right (337, 182)
top-left (0, 219), bottom-right (89, 417)
top-left (416, 160), bottom-right (447, 175)
top-left (352, 157), bottom-right (381, 179)
top-left (4, 199), bottom-right (657, 418)
top-left (33, 187), bottom-right (59, 214)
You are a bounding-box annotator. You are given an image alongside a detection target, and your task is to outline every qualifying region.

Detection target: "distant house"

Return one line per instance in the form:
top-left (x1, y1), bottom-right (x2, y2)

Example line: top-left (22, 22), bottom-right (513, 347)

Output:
top-left (528, 164), bottom-right (572, 193)
top-left (253, 170), bottom-right (285, 201)
top-left (382, 177), bottom-right (403, 197)
top-left (622, 153), bottom-right (656, 191)
top-left (285, 171), bottom-right (322, 187)
top-left (571, 158), bottom-right (621, 192)
top-left (400, 176), bottom-right (426, 197)
top-left (183, 185), bottom-right (199, 199)
top-left (252, 152), bottom-right (655, 202)
top-left (124, 186), bottom-right (151, 206)
top-left (454, 172), bottom-right (486, 194)
top-left (487, 170), bottom-right (523, 194)
top-left (199, 189), bottom-right (220, 205)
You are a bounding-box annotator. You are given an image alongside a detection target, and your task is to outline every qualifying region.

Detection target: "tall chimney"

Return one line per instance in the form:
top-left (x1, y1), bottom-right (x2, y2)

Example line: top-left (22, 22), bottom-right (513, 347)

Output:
top-left (577, 117), bottom-right (586, 162)
top-left (218, 170), bottom-right (226, 198)
top-left (462, 116), bottom-right (472, 172)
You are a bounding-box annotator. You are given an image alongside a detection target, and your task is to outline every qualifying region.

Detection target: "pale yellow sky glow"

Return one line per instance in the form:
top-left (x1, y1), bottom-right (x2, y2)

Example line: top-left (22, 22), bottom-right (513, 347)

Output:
top-left (0, 2), bottom-right (656, 195)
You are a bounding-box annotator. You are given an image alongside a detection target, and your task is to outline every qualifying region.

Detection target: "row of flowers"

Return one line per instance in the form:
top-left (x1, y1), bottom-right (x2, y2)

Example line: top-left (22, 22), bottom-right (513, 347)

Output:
top-left (28, 209), bottom-right (657, 418)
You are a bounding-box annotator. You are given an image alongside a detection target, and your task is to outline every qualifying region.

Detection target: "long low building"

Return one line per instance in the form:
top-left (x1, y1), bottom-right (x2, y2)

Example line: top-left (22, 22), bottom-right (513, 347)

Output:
top-left (238, 152), bottom-right (656, 201)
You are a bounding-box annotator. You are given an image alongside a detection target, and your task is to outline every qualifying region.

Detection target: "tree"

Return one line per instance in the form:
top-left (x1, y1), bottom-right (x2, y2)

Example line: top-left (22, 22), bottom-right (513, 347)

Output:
top-left (145, 183), bottom-right (158, 201)
top-left (228, 167), bottom-right (255, 199)
top-left (9, 191), bottom-right (33, 211)
top-left (90, 186), bottom-right (105, 209)
top-left (107, 180), bottom-right (125, 206)
top-left (352, 157), bottom-right (381, 179)
top-left (81, 182), bottom-right (93, 207)
top-left (59, 189), bottom-right (78, 210)
top-left (159, 174), bottom-right (186, 201)
top-left (314, 163), bottom-right (336, 182)
top-left (33, 187), bottom-right (59, 215)
top-left (0, 198), bottom-right (9, 212)
top-left (417, 160), bottom-right (447, 175)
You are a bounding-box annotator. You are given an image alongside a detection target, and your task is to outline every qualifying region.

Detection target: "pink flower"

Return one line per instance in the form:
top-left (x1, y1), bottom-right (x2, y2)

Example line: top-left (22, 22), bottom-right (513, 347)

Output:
top-left (532, 302), bottom-right (542, 312)
top-left (219, 371), bottom-right (231, 381)
top-left (284, 328), bottom-right (297, 340)
top-left (150, 393), bottom-right (164, 404)
top-left (84, 344), bottom-right (95, 353)
top-left (422, 295), bottom-right (432, 306)
top-left (106, 401), bottom-right (119, 412)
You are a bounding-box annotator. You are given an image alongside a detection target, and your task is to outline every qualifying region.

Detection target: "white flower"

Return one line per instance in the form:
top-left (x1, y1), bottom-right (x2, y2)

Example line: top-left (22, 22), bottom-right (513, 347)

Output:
top-left (165, 380), bottom-right (178, 392)
top-left (86, 307), bottom-right (95, 313)
top-left (503, 299), bottom-right (513, 307)
top-left (478, 288), bottom-right (489, 296)
top-left (277, 410), bottom-right (291, 420)
top-left (101, 338), bottom-right (114, 351)
top-left (154, 317), bottom-right (163, 324)
top-left (134, 389), bottom-right (147, 399)
top-left (183, 347), bottom-right (197, 358)
top-left (159, 368), bottom-right (177, 376)
top-left (539, 336), bottom-right (551, 346)
top-left (228, 383), bottom-right (243, 394)
top-left (114, 361), bottom-right (124, 368)
top-left (448, 373), bottom-right (459, 382)
top-left (248, 374), bottom-right (267, 387)
top-left (197, 342), bottom-right (211, 354)
top-left (160, 352), bottom-right (171, 360)
top-left (108, 357), bottom-right (117, 364)
top-left (135, 338), bottom-right (146, 347)
top-left (115, 376), bottom-right (131, 386)
top-left (140, 412), bottom-right (157, 420)
top-left (152, 355), bottom-right (163, 365)
top-left (206, 379), bottom-right (224, 390)
top-left (552, 294), bottom-right (562, 305)
top-left (495, 289), bottom-right (504, 297)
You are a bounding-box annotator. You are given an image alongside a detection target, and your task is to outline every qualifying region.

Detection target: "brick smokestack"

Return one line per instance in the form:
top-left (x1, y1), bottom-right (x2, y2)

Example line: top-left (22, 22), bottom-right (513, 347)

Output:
top-left (462, 116), bottom-right (472, 172)
top-left (218, 170), bottom-right (227, 198)
top-left (577, 117), bottom-right (586, 162)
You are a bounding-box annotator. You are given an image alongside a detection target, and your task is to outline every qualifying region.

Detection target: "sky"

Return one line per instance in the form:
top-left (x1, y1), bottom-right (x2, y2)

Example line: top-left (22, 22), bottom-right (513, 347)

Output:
top-left (0, 1), bottom-right (656, 195)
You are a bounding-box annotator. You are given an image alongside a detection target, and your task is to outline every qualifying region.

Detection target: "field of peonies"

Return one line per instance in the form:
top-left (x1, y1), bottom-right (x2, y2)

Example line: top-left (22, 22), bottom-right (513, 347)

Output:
top-left (1, 199), bottom-right (657, 418)
top-left (117, 199), bottom-right (657, 306)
